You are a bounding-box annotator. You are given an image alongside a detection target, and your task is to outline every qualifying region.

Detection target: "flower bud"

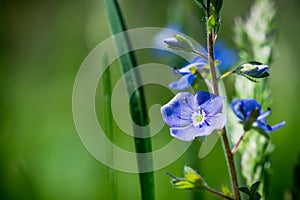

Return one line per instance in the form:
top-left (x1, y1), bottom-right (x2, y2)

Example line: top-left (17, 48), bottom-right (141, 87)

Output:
top-left (164, 34), bottom-right (194, 52)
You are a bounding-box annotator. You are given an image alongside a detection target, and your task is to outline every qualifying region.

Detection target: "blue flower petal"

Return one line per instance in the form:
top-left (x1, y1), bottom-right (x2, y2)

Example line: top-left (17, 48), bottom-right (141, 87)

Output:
top-left (199, 94), bottom-right (225, 115)
top-left (240, 99), bottom-right (262, 118)
top-left (194, 113), bottom-right (226, 137)
top-left (257, 108), bottom-right (271, 121)
top-left (230, 99), bottom-right (245, 121)
top-left (244, 65), bottom-right (269, 77)
top-left (230, 98), bottom-right (285, 134)
top-left (231, 99), bottom-right (262, 121)
top-left (169, 74), bottom-right (196, 90)
top-left (270, 121), bottom-right (286, 132)
top-left (161, 92), bottom-right (196, 127)
top-left (161, 91), bottom-right (226, 141)
top-left (177, 62), bottom-right (206, 74)
top-left (170, 124), bottom-right (197, 141)
top-left (196, 91), bottom-right (219, 108)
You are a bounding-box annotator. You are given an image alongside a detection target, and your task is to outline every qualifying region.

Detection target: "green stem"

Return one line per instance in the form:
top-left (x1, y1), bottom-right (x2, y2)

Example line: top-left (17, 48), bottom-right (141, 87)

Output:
top-left (103, 0), bottom-right (155, 199)
top-left (206, 1), bottom-right (240, 199)
top-left (103, 57), bottom-right (117, 200)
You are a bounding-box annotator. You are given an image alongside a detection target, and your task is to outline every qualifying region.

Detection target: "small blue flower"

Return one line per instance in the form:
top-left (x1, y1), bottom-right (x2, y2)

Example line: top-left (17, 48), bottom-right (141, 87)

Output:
top-left (230, 98), bottom-right (285, 134)
top-left (233, 61), bottom-right (270, 82)
top-left (169, 41), bottom-right (237, 90)
top-left (161, 91), bottom-right (226, 141)
top-left (169, 57), bottom-right (206, 90)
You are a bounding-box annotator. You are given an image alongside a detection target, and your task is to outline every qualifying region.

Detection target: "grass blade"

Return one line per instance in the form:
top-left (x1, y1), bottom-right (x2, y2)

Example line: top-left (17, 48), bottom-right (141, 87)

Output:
top-left (102, 0), bottom-right (155, 199)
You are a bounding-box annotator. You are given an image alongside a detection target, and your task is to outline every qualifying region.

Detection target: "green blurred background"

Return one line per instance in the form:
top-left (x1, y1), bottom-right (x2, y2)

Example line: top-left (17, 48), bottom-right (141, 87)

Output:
top-left (1, 0), bottom-right (300, 199)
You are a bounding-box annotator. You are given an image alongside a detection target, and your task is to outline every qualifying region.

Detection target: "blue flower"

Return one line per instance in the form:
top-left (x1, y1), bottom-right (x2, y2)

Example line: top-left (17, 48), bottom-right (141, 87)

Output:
top-left (169, 57), bottom-right (206, 90)
top-left (230, 98), bottom-right (285, 134)
top-left (169, 41), bottom-right (237, 90)
top-left (234, 61), bottom-right (269, 82)
top-left (161, 91), bottom-right (226, 141)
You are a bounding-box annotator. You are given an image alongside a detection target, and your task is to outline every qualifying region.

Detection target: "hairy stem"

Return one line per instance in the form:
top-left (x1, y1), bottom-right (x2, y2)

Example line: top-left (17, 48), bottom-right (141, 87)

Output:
top-left (206, 1), bottom-right (240, 199)
top-left (221, 128), bottom-right (241, 200)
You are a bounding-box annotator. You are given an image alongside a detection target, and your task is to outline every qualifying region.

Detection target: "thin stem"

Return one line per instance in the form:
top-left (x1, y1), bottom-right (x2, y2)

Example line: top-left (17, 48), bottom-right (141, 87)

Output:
top-left (221, 128), bottom-right (241, 200)
top-left (205, 187), bottom-right (234, 200)
top-left (231, 131), bottom-right (247, 155)
top-left (206, 1), bottom-right (240, 199)
top-left (192, 50), bottom-right (209, 62)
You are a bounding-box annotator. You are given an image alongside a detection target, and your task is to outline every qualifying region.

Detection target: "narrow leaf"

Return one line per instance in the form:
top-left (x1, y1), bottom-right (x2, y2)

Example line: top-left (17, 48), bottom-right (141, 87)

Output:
top-left (250, 181), bottom-right (261, 194)
top-left (239, 187), bottom-right (251, 195)
top-left (102, 0), bottom-right (154, 199)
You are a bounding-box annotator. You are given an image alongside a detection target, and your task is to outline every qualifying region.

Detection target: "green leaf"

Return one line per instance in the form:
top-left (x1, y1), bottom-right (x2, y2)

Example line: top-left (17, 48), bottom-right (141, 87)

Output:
top-left (254, 192), bottom-right (262, 200)
top-left (211, 0), bottom-right (223, 15)
top-left (221, 184), bottom-right (232, 198)
top-left (239, 73), bottom-right (259, 83)
top-left (239, 187), bottom-right (251, 195)
top-left (207, 15), bottom-right (216, 33)
top-left (194, 0), bottom-right (207, 11)
top-left (164, 34), bottom-right (194, 52)
top-left (102, 56), bottom-right (117, 200)
top-left (250, 181), bottom-right (261, 194)
top-left (169, 166), bottom-right (208, 190)
top-left (172, 180), bottom-right (196, 189)
top-left (103, 0), bottom-right (154, 200)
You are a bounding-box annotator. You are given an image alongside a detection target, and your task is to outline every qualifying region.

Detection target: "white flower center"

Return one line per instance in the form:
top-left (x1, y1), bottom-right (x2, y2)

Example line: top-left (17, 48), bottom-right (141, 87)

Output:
top-left (191, 108), bottom-right (206, 126)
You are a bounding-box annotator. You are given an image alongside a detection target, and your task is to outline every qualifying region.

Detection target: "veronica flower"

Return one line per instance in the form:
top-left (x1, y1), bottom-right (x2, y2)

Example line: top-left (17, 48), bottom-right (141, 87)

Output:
top-left (230, 98), bottom-right (285, 135)
top-left (169, 57), bottom-right (206, 90)
top-left (161, 91), bottom-right (226, 141)
top-left (169, 41), bottom-right (237, 90)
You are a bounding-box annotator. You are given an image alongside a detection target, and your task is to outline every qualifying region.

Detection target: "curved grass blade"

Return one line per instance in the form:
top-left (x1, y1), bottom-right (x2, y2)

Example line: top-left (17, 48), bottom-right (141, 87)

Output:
top-left (102, 0), bottom-right (155, 199)
top-left (102, 55), bottom-right (117, 200)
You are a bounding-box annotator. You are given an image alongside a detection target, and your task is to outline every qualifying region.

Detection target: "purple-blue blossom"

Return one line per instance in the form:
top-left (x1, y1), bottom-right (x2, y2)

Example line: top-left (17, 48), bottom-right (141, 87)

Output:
top-left (161, 91), bottom-right (226, 141)
top-left (230, 98), bottom-right (285, 134)
top-left (169, 41), bottom-right (237, 90)
top-left (169, 57), bottom-right (206, 90)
